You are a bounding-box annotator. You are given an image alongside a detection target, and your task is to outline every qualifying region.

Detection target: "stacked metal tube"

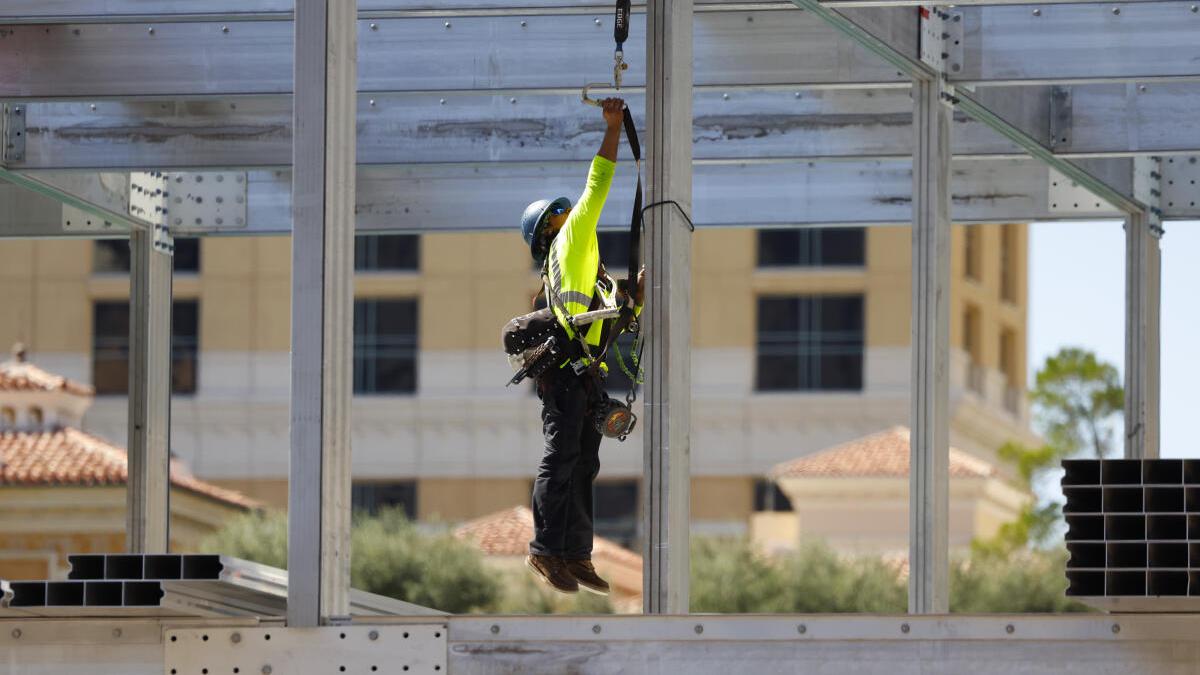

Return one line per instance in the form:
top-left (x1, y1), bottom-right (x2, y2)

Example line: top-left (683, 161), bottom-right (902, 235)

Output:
top-left (1064, 459), bottom-right (1200, 598)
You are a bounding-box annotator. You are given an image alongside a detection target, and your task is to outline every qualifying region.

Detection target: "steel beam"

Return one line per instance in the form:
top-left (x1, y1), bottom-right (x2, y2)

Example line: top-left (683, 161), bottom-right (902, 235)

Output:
top-left (0, 13), bottom-right (902, 100)
top-left (15, 84), bottom-right (1200, 171)
top-left (908, 78), bottom-right (951, 615)
top-left (642, 0), bottom-right (693, 616)
top-left (1124, 157), bottom-right (1163, 460)
top-left (955, 2), bottom-right (1200, 86)
top-left (125, 226), bottom-right (173, 553)
top-left (287, 0), bottom-right (356, 627)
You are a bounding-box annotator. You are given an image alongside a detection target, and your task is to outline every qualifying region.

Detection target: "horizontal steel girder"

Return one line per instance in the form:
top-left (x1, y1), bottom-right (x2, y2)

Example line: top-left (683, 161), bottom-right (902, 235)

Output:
top-left (1, 5), bottom-right (1197, 99)
top-left (7, 157), bottom-right (1170, 240)
top-left (10, 84), bottom-right (1200, 171)
top-left (0, 1), bottom-right (1174, 22)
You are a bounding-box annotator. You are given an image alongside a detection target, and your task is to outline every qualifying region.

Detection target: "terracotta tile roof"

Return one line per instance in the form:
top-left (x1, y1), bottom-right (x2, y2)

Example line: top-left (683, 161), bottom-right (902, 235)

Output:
top-left (0, 361), bottom-right (93, 397)
top-left (770, 426), bottom-right (998, 480)
top-left (453, 505), bottom-right (642, 571)
top-left (0, 428), bottom-right (258, 510)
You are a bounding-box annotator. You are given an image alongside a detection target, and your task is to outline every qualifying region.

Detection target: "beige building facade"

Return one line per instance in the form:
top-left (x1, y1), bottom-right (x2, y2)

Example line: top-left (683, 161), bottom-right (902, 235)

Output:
top-left (0, 223), bottom-right (1035, 549)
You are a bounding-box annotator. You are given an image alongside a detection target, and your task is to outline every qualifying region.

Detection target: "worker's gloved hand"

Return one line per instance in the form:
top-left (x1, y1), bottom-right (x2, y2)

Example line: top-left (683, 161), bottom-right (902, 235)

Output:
top-left (601, 98), bottom-right (624, 129)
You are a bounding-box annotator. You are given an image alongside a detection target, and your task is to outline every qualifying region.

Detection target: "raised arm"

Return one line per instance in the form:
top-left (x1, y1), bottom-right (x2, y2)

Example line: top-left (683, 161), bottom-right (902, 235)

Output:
top-left (597, 98), bottom-right (624, 162)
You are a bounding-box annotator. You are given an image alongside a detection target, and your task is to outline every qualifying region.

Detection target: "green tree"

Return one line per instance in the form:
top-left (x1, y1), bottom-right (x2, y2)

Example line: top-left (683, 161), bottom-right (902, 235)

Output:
top-left (690, 537), bottom-right (906, 614)
top-left (200, 509), bottom-right (500, 614)
top-left (1032, 346), bottom-right (1123, 459)
top-left (951, 549), bottom-right (1090, 613)
top-left (978, 347), bottom-right (1124, 553)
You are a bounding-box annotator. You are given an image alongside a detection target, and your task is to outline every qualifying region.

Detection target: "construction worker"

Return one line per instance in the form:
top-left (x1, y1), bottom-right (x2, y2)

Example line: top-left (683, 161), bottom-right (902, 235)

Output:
top-left (519, 97), bottom-right (644, 595)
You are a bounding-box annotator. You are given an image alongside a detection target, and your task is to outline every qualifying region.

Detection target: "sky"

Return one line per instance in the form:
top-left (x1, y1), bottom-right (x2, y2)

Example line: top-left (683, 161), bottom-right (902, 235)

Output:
top-left (1027, 219), bottom-right (1200, 461)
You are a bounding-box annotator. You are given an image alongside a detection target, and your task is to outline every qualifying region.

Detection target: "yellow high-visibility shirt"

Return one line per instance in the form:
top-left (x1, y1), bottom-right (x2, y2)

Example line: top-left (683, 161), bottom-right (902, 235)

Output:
top-left (546, 155), bottom-right (642, 366)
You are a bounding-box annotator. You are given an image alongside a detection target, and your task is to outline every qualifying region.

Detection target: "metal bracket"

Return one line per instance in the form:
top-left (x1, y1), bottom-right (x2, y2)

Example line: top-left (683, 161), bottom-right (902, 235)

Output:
top-left (130, 170), bottom-right (248, 234)
top-left (163, 625), bottom-right (448, 675)
top-left (1133, 156), bottom-right (1164, 237)
top-left (1047, 168), bottom-right (1115, 215)
top-left (2, 104), bottom-right (25, 162)
top-left (1049, 86), bottom-right (1073, 151)
top-left (919, 7), bottom-right (963, 79)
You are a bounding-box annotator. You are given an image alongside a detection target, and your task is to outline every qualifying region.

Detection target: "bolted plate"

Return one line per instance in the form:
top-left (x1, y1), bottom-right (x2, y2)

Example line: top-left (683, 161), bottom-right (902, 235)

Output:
top-left (1047, 168), bottom-right (1114, 215)
top-left (164, 625), bottom-right (447, 675)
top-left (1161, 156), bottom-right (1200, 217)
top-left (164, 172), bottom-right (248, 233)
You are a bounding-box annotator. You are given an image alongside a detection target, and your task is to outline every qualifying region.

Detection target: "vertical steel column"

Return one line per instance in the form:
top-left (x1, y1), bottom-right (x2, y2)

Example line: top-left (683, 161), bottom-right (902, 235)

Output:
top-left (642, 0), bottom-right (693, 615)
top-left (126, 226), bottom-right (173, 553)
top-left (909, 77), bottom-right (951, 614)
top-left (288, 0), bottom-right (356, 627)
top-left (1123, 211), bottom-right (1162, 459)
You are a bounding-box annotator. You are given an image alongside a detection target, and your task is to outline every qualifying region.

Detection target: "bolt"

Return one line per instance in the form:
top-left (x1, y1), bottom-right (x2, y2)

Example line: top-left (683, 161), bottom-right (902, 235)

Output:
top-left (11, 628), bottom-right (21, 639)
top-left (444, 21), bottom-right (451, 29)
top-left (216, 174), bottom-right (224, 182)
top-left (215, 218), bottom-right (224, 225)
top-left (595, 18), bottom-right (602, 25)
top-left (148, 26), bottom-right (155, 34)
top-left (439, 98), bottom-right (446, 105)
top-left (12, 107), bottom-right (20, 114)
top-left (1032, 8), bottom-right (1041, 16)
top-left (520, 20), bottom-right (527, 27)
top-left (592, 625), bottom-right (602, 634)
top-left (794, 92), bottom-right (802, 99)
top-left (1112, 7), bottom-right (1120, 15)
top-left (490, 625), bottom-right (500, 634)
top-left (1139, 84), bottom-right (1147, 92)
top-left (90, 104), bottom-right (97, 111)
top-left (1192, 5), bottom-right (1199, 12)
top-left (221, 25), bottom-right (229, 33)
top-left (261, 666), bottom-right (272, 675)
top-left (1111, 624), bottom-right (1121, 634)
top-left (722, 93), bottom-right (729, 100)
top-left (797, 624), bottom-right (807, 634)
top-left (231, 632), bottom-right (242, 644)
top-left (694, 625), bottom-right (704, 635)
top-left (901, 623), bottom-right (911, 634)
top-left (1005, 624), bottom-right (1015, 634)
top-left (370, 23), bottom-right (378, 30)
top-left (369, 99), bottom-right (376, 107)
top-left (510, 97), bottom-right (517, 104)
top-left (368, 630), bottom-right (379, 641)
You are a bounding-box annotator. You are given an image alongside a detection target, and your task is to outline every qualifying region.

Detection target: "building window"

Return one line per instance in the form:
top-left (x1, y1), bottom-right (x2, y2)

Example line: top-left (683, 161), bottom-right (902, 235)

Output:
top-left (755, 295), bottom-right (864, 391)
top-left (351, 481), bottom-right (418, 519)
top-left (598, 231), bottom-right (633, 272)
top-left (963, 305), bottom-right (984, 394)
top-left (754, 479), bottom-right (793, 512)
top-left (595, 479), bottom-right (640, 550)
top-left (999, 327), bottom-right (1017, 384)
top-left (92, 300), bottom-right (199, 395)
top-left (28, 407), bottom-right (43, 427)
top-left (757, 228), bottom-right (865, 268)
top-left (1, 407), bottom-right (14, 427)
top-left (355, 234), bottom-right (420, 272)
top-left (353, 299), bottom-right (418, 394)
top-left (964, 227), bottom-right (982, 281)
top-left (93, 239), bottom-right (200, 274)
top-left (1000, 224), bottom-right (1017, 303)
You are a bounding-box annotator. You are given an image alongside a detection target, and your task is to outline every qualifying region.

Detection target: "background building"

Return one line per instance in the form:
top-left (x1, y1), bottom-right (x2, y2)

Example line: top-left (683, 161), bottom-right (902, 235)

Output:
top-left (0, 223), bottom-right (1035, 551)
top-left (0, 348), bottom-right (255, 579)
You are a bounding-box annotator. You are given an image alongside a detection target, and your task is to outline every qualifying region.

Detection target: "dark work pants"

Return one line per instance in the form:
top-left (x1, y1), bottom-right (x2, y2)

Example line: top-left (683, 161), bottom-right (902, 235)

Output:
top-left (529, 369), bottom-right (602, 560)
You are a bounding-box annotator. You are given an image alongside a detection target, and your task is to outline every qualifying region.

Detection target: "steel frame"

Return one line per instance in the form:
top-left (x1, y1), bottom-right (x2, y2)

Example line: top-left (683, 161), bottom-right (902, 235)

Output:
top-left (0, 0), bottom-right (1187, 651)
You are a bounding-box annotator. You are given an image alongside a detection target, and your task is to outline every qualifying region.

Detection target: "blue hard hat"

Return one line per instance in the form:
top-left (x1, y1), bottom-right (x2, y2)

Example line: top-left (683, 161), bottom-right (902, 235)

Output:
top-left (521, 196), bottom-right (571, 263)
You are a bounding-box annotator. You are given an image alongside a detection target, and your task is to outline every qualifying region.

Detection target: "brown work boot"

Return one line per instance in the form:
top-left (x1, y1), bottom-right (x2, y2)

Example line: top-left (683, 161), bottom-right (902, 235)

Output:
top-left (526, 554), bottom-right (578, 594)
top-left (565, 559), bottom-right (610, 596)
